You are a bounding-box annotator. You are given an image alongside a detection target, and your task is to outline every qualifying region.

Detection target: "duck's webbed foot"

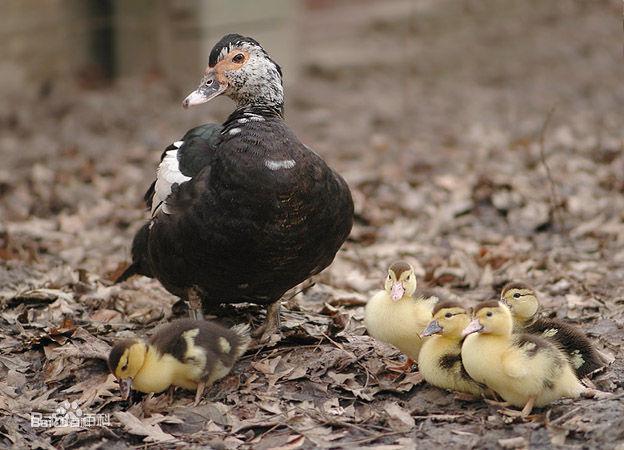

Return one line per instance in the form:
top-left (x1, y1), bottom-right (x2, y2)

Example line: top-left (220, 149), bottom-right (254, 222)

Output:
top-left (252, 301), bottom-right (282, 343)
top-left (387, 358), bottom-right (415, 373)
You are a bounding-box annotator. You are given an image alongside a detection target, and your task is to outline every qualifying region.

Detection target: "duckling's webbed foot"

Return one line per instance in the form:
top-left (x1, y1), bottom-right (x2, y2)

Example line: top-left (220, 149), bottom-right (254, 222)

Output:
top-left (186, 286), bottom-right (204, 320)
top-left (252, 301), bottom-right (282, 342)
top-left (387, 358), bottom-right (415, 373)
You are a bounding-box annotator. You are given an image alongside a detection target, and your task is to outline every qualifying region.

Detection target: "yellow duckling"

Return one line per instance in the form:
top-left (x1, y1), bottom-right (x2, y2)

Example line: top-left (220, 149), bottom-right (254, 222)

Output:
top-left (501, 282), bottom-right (607, 379)
top-left (365, 261), bottom-right (437, 371)
top-left (108, 319), bottom-right (250, 404)
top-left (461, 301), bottom-right (585, 416)
top-left (418, 301), bottom-right (484, 397)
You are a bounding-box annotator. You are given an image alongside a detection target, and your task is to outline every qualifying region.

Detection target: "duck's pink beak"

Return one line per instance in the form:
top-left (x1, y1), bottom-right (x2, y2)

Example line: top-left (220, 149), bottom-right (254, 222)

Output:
top-left (420, 320), bottom-right (443, 338)
top-left (118, 378), bottom-right (132, 400)
top-left (461, 319), bottom-right (484, 337)
top-left (391, 282), bottom-right (405, 301)
top-left (182, 71), bottom-right (227, 108)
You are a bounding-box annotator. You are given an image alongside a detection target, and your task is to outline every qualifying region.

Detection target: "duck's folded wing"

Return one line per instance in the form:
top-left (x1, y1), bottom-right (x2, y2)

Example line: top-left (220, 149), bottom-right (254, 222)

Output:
top-left (145, 124), bottom-right (222, 215)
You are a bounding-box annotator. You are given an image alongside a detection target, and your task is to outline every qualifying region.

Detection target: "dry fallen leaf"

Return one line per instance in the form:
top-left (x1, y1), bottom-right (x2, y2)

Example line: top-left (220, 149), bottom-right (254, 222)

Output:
top-left (113, 411), bottom-right (176, 443)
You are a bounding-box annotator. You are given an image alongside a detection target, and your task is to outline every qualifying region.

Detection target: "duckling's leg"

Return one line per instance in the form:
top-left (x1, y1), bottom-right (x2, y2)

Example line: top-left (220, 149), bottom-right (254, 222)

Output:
top-left (520, 396), bottom-right (536, 417)
top-left (193, 381), bottom-right (206, 406)
top-left (484, 398), bottom-right (511, 407)
top-left (166, 386), bottom-right (176, 405)
top-left (187, 286), bottom-right (203, 320)
top-left (251, 301), bottom-right (281, 342)
top-left (387, 358), bottom-right (415, 373)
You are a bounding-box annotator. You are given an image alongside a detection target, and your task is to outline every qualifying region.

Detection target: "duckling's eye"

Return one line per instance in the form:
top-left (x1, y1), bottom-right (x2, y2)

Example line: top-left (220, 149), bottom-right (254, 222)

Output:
top-left (232, 53), bottom-right (245, 63)
top-left (513, 293), bottom-right (521, 299)
top-left (486, 311), bottom-right (493, 317)
top-left (121, 364), bottom-right (128, 371)
top-left (445, 312), bottom-right (452, 319)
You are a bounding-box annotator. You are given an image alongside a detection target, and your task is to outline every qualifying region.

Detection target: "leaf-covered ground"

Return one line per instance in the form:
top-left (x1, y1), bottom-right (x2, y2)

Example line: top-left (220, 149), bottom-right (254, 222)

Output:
top-left (1, 0), bottom-right (623, 448)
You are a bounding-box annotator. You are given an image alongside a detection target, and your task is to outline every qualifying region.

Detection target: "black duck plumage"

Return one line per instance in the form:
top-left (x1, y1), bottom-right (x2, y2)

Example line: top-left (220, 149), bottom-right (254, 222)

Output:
top-left (147, 105), bottom-right (353, 304)
top-left (115, 222), bottom-right (152, 282)
top-left (524, 317), bottom-right (605, 378)
top-left (149, 319), bottom-right (249, 370)
top-left (119, 35), bottom-right (354, 317)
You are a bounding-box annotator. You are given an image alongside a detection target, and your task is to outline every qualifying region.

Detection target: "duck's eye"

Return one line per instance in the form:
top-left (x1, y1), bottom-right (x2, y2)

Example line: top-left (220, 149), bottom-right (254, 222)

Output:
top-left (513, 293), bottom-right (521, 299)
top-left (205, 79), bottom-right (213, 85)
top-left (445, 312), bottom-right (452, 319)
top-left (486, 311), bottom-right (493, 317)
top-left (232, 53), bottom-right (245, 63)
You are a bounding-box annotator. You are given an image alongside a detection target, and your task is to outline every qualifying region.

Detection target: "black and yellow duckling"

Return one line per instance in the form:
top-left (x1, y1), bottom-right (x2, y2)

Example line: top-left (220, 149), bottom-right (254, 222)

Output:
top-left (365, 261), bottom-right (437, 372)
top-left (461, 301), bottom-right (590, 416)
top-left (108, 319), bottom-right (250, 405)
top-left (501, 282), bottom-right (607, 378)
top-left (418, 301), bottom-right (484, 397)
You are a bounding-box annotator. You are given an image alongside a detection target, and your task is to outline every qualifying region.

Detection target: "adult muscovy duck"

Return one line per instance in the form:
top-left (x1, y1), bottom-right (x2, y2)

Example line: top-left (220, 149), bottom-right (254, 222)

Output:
top-left (117, 34), bottom-right (354, 339)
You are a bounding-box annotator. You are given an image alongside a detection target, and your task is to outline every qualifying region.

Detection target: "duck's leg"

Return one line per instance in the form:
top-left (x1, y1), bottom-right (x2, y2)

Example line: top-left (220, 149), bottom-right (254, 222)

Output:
top-left (166, 386), bottom-right (176, 405)
top-left (387, 358), bottom-right (415, 373)
top-left (252, 301), bottom-right (281, 342)
top-left (194, 382), bottom-right (206, 406)
top-left (521, 396), bottom-right (535, 417)
top-left (187, 286), bottom-right (203, 320)
top-left (484, 398), bottom-right (510, 407)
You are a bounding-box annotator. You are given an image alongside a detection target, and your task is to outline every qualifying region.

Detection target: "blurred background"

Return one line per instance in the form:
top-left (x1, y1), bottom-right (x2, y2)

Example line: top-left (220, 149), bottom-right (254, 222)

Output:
top-left (1, 0), bottom-right (622, 285)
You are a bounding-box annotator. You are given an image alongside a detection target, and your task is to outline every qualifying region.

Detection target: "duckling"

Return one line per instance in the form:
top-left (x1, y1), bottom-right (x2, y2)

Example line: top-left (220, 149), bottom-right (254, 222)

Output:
top-left (501, 282), bottom-right (607, 378)
top-left (461, 301), bottom-right (586, 416)
top-left (418, 301), bottom-right (484, 397)
top-left (365, 261), bottom-right (437, 371)
top-left (108, 319), bottom-right (250, 405)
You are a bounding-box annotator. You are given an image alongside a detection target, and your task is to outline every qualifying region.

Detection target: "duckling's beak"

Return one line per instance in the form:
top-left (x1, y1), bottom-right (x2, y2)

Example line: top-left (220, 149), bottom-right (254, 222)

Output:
top-left (461, 319), bottom-right (483, 337)
top-left (420, 320), bottom-right (443, 337)
top-left (118, 378), bottom-right (132, 400)
top-left (390, 282), bottom-right (405, 301)
top-left (182, 72), bottom-right (227, 108)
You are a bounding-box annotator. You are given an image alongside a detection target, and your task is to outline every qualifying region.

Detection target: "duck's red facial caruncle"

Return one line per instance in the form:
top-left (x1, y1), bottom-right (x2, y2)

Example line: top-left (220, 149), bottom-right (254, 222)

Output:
top-left (182, 49), bottom-right (250, 108)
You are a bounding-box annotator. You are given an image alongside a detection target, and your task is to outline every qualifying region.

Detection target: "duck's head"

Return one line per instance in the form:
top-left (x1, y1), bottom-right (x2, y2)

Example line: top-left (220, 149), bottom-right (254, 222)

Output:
top-left (421, 301), bottom-right (470, 338)
top-left (108, 339), bottom-right (148, 399)
top-left (500, 282), bottom-right (539, 322)
top-left (461, 301), bottom-right (513, 337)
top-left (384, 261), bottom-right (417, 301)
top-left (183, 33), bottom-right (283, 110)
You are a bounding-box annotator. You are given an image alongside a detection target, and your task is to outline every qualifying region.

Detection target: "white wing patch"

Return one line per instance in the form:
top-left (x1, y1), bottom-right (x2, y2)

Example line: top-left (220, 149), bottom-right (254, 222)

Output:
top-left (542, 328), bottom-right (559, 338)
top-left (265, 159), bottom-right (296, 170)
top-left (152, 147), bottom-right (191, 215)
